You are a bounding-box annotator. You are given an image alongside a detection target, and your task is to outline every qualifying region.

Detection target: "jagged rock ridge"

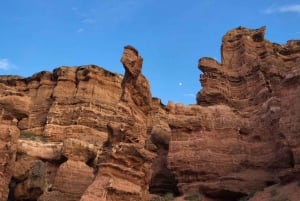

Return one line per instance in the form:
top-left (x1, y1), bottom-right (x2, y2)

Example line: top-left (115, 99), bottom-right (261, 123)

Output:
top-left (0, 26), bottom-right (299, 201)
top-left (168, 26), bottom-right (300, 200)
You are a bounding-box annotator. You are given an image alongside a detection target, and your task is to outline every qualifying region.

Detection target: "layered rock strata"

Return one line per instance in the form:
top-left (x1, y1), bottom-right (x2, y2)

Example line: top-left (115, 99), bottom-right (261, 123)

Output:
top-left (9, 65), bottom-right (122, 143)
top-left (38, 138), bottom-right (96, 201)
top-left (0, 83), bottom-right (28, 201)
top-left (0, 26), bottom-right (299, 201)
top-left (80, 45), bottom-right (155, 201)
top-left (168, 26), bottom-right (300, 199)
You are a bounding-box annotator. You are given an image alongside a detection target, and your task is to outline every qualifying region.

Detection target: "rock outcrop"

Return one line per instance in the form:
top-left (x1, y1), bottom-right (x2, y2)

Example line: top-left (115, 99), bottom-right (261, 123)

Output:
top-left (1, 66), bottom-right (123, 201)
top-left (0, 26), bottom-right (299, 201)
top-left (0, 83), bottom-right (28, 201)
top-left (39, 138), bottom-right (97, 201)
top-left (80, 45), bottom-right (155, 201)
top-left (168, 26), bottom-right (300, 200)
top-left (13, 158), bottom-right (47, 200)
top-left (12, 65), bottom-right (122, 143)
top-left (0, 124), bottom-right (19, 201)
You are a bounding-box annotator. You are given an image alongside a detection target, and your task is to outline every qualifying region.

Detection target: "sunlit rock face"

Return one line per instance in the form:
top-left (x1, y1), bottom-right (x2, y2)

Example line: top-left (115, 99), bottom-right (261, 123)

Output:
top-left (0, 27), bottom-right (299, 201)
top-left (80, 45), bottom-right (155, 201)
top-left (0, 82), bottom-right (27, 201)
top-left (168, 26), bottom-right (300, 200)
top-left (0, 65), bottom-right (124, 201)
top-left (0, 65), bottom-right (123, 145)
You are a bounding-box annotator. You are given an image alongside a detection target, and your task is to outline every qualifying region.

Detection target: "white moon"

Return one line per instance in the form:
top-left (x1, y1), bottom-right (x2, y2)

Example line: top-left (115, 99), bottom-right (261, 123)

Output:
top-left (179, 82), bottom-right (183, 86)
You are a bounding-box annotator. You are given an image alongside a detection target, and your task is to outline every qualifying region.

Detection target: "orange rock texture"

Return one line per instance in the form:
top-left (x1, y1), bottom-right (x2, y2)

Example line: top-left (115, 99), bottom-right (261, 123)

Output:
top-left (169, 26), bottom-right (300, 200)
top-left (0, 27), bottom-right (299, 201)
top-left (80, 45), bottom-right (155, 201)
top-left (0, 82), bottom-right (27, 201)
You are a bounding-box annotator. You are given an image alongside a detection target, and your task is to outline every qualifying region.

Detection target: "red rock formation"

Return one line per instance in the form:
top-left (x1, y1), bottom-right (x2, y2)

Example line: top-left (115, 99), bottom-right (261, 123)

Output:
top-left (0, 26), bottom-right (299, 201)
top-left (0, 83), bottom-right (28, 201)
top-left (0, 66), bottom-right (123, 201)
top-left (13, 158), bottom-right (47, 200)
top-left (120, 45), bottom-right (152, 113)
top-left (38, 138), bottom-right (96, 201)
top-left (168, 26), bottom-right (300, 200)
top-left (147, 99), bottom-right (180, 196)
top-left (13, 66), bottom-right (122, 143)
top-left (0, 124), bottom-right (19, 201)
top-left (80, 45), bottom-right (155, 201)
top-left (248, 181), bottom-right (300, 201)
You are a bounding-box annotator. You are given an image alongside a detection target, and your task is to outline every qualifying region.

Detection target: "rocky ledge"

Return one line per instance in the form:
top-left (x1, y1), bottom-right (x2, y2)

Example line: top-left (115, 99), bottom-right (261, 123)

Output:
top-left (0, 27), bottom-right (299, 201)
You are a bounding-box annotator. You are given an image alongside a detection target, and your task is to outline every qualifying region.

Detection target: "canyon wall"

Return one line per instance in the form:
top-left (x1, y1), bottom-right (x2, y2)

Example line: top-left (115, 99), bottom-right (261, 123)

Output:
top-left (168, 26), bottom-right (300, 200)
top-left (0, 26), bottom-right (299, 201)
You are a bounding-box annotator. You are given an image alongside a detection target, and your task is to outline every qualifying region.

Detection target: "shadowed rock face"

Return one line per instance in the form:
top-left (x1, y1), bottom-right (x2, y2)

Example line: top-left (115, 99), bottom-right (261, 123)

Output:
top-left (0, 27), bottom-right (299, 201)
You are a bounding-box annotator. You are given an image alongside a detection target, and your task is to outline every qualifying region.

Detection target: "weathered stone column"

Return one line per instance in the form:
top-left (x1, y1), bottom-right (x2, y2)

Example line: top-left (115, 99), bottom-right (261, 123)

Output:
top-left (81, 46), bottom-right (155, 201)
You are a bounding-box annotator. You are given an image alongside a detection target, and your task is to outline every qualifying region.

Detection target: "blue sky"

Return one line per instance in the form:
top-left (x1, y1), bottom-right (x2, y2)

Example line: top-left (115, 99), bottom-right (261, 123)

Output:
top-left (0, 0), bottom-right (299, 104)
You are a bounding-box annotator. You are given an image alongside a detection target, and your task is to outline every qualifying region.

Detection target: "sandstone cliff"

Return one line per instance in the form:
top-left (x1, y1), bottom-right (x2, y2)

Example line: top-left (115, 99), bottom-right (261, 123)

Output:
top-left (0, 26), bottom-right (299, 201)
top-left (168, 26), bottom-right (300, 200)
